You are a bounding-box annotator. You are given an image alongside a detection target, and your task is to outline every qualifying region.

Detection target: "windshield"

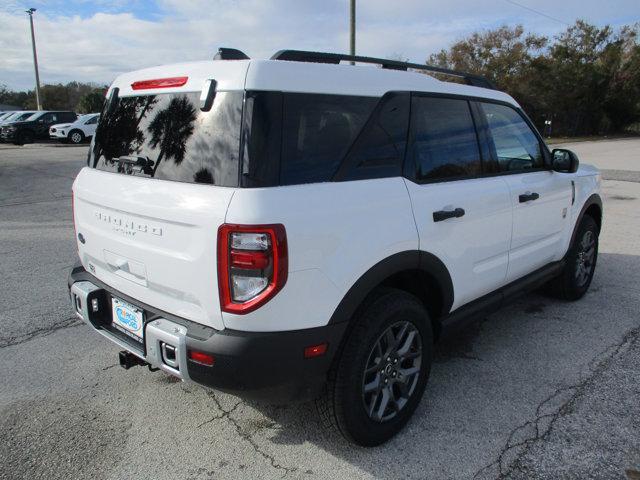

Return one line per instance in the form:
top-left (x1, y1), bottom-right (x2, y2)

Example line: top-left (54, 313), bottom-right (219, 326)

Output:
top-left (90, 91), bottom-right (243, 186)
top-left (24, 112), bottom-right (43, 121)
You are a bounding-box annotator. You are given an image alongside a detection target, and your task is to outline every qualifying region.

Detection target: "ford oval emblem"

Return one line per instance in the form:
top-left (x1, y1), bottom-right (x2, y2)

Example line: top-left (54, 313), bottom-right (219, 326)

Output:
top-left (115, 306), bottom-right (139, 331)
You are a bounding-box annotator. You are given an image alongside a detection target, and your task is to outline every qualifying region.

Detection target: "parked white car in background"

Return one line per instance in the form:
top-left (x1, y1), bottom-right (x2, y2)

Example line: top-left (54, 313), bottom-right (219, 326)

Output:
top-left (50, 113), bottom-right (99, 144)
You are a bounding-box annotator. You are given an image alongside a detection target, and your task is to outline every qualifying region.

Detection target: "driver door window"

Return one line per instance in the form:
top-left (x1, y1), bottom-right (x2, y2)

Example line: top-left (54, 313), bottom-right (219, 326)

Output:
top-left (481, 102), bottom-right (543, 172)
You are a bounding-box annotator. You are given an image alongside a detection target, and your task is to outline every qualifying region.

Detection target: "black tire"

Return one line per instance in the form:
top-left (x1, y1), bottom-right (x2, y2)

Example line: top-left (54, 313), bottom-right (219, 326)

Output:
top-left (14, 130), bottom-right (34, 145)
top-left (68, 129), bottom-right (85, 144)
top-left (317, 288), bottom-right (433, 446)
top-left (549, 214), bottom-right (599, 300)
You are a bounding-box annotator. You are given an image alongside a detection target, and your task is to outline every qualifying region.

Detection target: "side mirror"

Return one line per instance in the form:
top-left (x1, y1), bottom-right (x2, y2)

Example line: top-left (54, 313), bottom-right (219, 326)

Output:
top-left (552, 148), bottom-right (579, 173)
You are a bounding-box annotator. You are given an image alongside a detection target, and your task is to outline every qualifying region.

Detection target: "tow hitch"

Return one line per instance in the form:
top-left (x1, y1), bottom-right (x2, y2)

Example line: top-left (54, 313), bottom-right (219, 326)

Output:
top-left (119, 350), bottom-right (147, 370)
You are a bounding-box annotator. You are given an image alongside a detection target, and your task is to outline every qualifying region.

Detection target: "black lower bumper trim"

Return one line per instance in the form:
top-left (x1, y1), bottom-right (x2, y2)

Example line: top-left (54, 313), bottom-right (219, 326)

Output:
top-left (68, 262), bottom-right (347, 403)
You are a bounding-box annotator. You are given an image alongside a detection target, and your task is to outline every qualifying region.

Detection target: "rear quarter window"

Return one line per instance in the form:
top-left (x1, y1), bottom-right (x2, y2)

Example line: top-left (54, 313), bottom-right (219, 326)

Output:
top-left (279, 93), bottom-right (377, 185)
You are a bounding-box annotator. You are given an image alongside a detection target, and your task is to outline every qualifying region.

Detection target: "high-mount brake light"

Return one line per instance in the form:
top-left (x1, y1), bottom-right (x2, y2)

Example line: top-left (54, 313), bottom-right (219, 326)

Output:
top-left (217, 224), bottom-right (288, 314)
top-left (131, 76), bottom-right (188, 90)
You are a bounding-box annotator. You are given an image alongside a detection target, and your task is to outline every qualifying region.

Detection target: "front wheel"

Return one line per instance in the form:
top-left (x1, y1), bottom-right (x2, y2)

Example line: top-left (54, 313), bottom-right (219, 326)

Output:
top-left (68, 130), bottom-right (85, 144)
top-left (550, 214), bottom-right (599, 300)
top-left (317, 288), bottom-right (432, 446)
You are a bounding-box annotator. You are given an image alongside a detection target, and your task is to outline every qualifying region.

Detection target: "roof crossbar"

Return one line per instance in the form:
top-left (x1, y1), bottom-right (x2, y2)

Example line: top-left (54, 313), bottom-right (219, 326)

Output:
top-left (270, 50), bottom-right (496, 90)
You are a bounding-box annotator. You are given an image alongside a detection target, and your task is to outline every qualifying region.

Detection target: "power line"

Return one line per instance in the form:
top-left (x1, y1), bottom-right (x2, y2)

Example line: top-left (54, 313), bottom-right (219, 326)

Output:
top-left (503, 0), bottom-right (570, 26)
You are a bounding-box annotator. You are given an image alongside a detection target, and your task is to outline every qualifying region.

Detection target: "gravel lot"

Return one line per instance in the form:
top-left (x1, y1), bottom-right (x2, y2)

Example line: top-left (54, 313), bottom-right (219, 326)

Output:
top-left (0, 140), bottom-right (639, 480)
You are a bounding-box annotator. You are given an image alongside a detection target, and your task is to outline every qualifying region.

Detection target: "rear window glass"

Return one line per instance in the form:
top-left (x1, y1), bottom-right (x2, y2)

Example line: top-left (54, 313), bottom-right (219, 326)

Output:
top-left (90, 91), bottom-right (243, 186)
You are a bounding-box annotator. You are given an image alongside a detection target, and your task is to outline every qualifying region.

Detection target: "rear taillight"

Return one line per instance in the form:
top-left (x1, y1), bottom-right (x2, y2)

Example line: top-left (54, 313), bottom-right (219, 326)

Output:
top-left (217, 224), bottom-right (288, 314)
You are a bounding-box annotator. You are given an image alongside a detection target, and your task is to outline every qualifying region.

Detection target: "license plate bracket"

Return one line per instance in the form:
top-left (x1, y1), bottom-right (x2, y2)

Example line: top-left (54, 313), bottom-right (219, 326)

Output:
top-left (111, 297), bottom-right (144, 342)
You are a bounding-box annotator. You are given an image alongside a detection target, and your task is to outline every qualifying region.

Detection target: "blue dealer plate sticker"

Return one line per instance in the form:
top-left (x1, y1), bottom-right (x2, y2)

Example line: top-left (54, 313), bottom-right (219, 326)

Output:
top-left (111, 297), bottom-right (144, 340)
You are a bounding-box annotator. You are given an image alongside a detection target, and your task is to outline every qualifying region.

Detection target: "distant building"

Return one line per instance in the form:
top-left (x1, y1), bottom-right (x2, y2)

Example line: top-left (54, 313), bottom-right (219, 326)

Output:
top-left (0, 104), bottom-right (21, 111)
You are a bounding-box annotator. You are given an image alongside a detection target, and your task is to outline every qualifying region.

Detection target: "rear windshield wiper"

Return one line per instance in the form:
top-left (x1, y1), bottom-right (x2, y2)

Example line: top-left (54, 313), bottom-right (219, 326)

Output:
top-left (116, 156), bottom-right (154, 175)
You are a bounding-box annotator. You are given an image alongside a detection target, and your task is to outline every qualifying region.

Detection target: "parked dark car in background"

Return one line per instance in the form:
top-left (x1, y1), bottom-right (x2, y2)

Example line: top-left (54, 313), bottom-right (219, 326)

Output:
top-left (0, 111), bottom-right (77, 145)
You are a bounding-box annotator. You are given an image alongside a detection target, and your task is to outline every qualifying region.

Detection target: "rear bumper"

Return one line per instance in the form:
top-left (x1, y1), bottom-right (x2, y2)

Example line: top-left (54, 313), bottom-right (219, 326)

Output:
top-left (68, 264), bottom-right (346, 403)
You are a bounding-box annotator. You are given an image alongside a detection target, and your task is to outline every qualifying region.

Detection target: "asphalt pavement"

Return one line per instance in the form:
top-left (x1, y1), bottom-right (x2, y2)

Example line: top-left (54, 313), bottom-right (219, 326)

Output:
top-left (0, 140), bottom-right (639, 480)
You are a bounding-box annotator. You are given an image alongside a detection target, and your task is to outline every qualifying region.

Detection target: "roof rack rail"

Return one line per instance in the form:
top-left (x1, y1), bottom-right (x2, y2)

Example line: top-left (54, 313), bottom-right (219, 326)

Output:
top-left (214, 48), bottom-right (250, 61)
top-left (270, 50), bottom-right (496, 90)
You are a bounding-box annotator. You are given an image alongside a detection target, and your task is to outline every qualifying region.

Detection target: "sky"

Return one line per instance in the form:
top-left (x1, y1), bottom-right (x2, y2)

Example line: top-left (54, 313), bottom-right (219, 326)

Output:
top-left (0, 0), bottom-right (639, 91)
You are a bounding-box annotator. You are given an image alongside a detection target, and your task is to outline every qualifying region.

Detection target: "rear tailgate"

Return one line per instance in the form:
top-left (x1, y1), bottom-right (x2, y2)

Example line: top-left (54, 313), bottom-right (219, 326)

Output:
top-left (73, 167), bottom-right (234, 330)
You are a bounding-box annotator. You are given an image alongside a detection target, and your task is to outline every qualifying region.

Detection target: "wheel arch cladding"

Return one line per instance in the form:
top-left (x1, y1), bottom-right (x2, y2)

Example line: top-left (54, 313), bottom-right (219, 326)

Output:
top-left (571, 194), bottom-right (603, 247)
top-left (328, 250), bottom-right (454, 339)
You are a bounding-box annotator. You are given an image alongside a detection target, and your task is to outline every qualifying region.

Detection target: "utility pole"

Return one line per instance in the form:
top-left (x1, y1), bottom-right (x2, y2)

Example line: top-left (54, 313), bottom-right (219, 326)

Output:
top-left (26, 8), bottom-right (42, 111)
top-left (349, 0), bottom-right (356, 65)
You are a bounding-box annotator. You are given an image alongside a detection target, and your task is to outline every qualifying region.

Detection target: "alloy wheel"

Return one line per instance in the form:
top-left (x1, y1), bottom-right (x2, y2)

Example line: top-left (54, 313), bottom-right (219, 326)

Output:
top-left (575, 230), bottom-right (596, 287)
top-left (361, 321), bottom-right (422, 422)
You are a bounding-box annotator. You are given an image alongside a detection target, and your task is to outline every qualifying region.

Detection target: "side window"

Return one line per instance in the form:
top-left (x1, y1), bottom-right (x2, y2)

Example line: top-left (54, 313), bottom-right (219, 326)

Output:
top-left (280, 93), bottom-right (377, 185)
top-left (85, 115), bottom-right (98, 125)
top-left (340, 92), bottom-right (410, 181)
top-left (409, 96), bottom-right (482, 181)
top-left (481, 102), bottom-right (544, 171)
top-left (39, 113), bottom-right (53, 124)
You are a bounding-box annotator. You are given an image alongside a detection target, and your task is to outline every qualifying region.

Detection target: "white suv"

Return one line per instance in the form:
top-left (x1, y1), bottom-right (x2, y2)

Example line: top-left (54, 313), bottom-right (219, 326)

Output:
top-left (50, 113), bottom-right (100, 144)
top-left (68, 48), bottom-right (602, 446)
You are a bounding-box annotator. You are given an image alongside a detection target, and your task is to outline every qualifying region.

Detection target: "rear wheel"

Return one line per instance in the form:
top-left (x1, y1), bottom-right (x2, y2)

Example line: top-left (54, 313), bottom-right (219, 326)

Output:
top-left (68, 130), bottom-right (85, 144)
top-left (549, 214), bottom-right (599, 300)
top-left (317, 288), bottom-right (432, 446)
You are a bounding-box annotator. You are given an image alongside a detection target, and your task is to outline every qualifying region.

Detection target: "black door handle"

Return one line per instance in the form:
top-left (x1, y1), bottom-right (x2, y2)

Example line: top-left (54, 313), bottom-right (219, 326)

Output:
top-left (433, 207), bottom-right (465, 222)
top-left (519, 192), bottom-right (540, 203)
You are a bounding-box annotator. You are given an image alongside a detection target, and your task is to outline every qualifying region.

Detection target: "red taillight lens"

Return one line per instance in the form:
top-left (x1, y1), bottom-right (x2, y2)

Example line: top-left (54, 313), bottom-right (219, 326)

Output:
top-left (230, 250), bottom-right (270, 270)
top-left (131, 76), bottom-right (188, 90)
top-left (188, 350), bottom-right (215, 366)
top-left (304, 343), bottom-right (328, 359)
top-left (217, 224), bottom-right (288, 314)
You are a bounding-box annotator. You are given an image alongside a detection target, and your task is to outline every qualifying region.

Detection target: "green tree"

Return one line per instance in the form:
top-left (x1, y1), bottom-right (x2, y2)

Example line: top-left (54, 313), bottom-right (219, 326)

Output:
top-left (0, 84), bottom-right (29, 108)
top-left (77, 91), bottom-right (106, 113)
top-left (601, 24), bottom-right (640, 132)
top-left (426, 21), bottom-right (640, 135)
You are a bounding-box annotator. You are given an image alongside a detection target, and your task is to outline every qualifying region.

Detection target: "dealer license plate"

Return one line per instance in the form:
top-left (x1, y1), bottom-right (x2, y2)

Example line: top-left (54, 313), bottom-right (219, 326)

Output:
top-left (111, 297), bottom-right (144, 341)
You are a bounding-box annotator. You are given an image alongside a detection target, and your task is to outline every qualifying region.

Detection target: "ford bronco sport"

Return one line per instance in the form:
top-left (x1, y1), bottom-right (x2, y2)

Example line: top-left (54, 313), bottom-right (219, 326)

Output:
top-left (68, 48), bottom-right (602, 446)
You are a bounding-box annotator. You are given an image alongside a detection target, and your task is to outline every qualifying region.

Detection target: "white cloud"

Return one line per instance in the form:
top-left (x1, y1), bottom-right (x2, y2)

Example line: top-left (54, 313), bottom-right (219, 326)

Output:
top-left (0, 0), bottom-right (638, 91)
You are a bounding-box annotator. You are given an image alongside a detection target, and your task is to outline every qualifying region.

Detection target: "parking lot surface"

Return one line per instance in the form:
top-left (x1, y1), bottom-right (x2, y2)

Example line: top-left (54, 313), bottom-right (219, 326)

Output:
top-left (1, 140), bottom-right (639, 479)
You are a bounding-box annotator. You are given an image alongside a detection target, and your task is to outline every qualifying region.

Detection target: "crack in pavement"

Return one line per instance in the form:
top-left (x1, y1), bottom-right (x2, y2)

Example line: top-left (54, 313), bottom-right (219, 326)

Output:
top-left (473, 323), bottom-right (640, 480)
top-left (196, 398), bottom-right (242, 428)
top-left (0, 197), bottom-right (70, 208)
top-left (201, 392), bottom-right (296, 477)
top-left (0, 316), bottom-right (83, 348)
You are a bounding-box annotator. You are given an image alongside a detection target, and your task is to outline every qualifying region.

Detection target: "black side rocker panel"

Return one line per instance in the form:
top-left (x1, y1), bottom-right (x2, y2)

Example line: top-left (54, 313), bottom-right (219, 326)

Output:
top-left (438, 260), bottom-right (564, 338)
